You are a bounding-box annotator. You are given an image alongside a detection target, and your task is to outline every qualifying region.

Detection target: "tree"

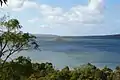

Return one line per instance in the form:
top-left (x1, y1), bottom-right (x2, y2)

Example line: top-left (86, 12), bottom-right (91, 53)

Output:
top-left (0, 15), bottom-right (39, 67)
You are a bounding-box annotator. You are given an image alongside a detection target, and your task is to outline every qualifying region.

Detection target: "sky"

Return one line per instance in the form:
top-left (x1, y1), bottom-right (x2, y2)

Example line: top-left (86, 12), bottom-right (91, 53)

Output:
top-left (0, 0), bottom-right (120, 36)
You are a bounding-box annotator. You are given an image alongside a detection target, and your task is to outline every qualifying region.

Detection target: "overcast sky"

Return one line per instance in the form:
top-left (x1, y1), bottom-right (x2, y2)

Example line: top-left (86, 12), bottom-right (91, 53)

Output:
top-left (0, 0), bottom-right (120, 36)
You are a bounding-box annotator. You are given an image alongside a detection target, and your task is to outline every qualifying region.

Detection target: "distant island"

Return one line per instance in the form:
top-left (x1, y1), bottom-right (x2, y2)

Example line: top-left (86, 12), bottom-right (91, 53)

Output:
top-left (34, 34), bottom-right (120, 39)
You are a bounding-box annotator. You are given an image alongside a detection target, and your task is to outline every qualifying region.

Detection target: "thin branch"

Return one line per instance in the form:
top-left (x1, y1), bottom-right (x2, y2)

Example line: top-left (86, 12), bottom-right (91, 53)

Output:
top-left (0, 40), bottom-right (8, 58)
top-left (1, 44), bottom-right (14, 67)
top-left (2, 50), bottom-right (12, 68)
top-left (1, 40), bottom-right (7, 51)
top-left (2, 44), bottom-right (24, 67)
top-left (0, 39), bottom-right (2, 51)
top-left (2, 49), bottom-right (9, 54)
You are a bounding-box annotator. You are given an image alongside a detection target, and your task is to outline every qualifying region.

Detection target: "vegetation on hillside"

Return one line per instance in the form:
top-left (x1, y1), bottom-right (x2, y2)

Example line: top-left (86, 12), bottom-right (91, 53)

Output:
top-left (0, 56), bottom-right (120, 80)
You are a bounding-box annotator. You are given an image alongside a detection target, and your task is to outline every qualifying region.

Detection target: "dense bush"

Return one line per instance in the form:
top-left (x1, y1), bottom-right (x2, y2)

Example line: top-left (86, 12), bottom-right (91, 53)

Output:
top-left (0, 56), bottom-right (120, 80)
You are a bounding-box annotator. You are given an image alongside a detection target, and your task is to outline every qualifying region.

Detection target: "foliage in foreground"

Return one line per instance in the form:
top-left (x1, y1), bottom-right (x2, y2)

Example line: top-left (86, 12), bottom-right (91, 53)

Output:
top-left (0, 16), bottom-right (39, 67)
top-left (0, 56), bottom-right (120, 80)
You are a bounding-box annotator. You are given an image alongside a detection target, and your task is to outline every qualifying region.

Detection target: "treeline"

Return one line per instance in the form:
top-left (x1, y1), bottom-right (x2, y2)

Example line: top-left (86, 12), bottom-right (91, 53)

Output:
top-left (0, 56), bottom-right (120, 80)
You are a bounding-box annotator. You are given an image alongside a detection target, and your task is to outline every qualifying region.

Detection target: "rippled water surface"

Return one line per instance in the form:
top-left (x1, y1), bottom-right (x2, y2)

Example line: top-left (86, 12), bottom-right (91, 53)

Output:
top-left (12, 36), bottom-right (120, 69)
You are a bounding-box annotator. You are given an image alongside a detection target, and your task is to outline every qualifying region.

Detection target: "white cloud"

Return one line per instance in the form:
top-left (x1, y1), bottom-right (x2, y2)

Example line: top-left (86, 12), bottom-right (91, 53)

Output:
top-left (28, 17), bottom-right (39, 23)
top-left (2, 0), bottom-right (25, 9)
top-left (40, 25), bottom-right (50, 28)
top-left (40, 5), bottom-right (63, 16)
top-left (13, 1), bottom-right (38, 11)
top-left (37, 0), bottom-right (104, 27)
top-left (1, 0), bottom-right (105, 36)
top-left (2, 0), bottom-right (38, 11)
top-left (2, 0), bottom-right (104, 25)
top-left (88, 0), bottom-right (104, 11)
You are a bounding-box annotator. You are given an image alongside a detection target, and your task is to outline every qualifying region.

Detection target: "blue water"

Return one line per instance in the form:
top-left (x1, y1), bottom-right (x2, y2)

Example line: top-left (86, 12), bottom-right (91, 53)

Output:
top-left (12, 36), bottom-right (120, 69)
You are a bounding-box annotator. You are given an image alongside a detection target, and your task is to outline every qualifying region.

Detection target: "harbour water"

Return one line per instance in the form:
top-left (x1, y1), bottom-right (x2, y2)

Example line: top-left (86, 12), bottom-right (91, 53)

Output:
top-left (12, 35), bottom-right (120, 69)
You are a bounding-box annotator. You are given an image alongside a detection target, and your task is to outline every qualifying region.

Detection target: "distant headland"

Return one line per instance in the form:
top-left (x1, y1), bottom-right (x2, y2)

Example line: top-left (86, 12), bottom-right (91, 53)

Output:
top-left (34, 34), bottom-right (120, 39)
